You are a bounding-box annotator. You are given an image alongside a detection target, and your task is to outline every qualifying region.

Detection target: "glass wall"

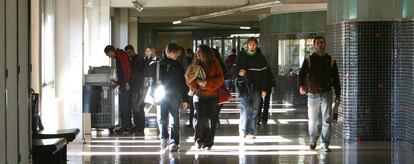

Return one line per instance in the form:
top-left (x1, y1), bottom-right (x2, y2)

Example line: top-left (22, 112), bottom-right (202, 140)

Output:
top-left (278, 39), bottom-right (313, 75)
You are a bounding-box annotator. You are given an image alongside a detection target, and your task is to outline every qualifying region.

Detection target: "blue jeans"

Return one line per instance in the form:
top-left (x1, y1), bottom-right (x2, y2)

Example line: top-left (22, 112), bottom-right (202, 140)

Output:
top-left (307, 91), bottom-right (333, 148)
top-left (239, 91), bottom-right (260, 135)
top-left (157, 93), bottom-right (181, 145)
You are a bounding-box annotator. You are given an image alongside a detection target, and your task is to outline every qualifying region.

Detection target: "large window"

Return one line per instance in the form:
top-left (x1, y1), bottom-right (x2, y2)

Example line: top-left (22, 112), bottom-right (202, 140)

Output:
top-left (41, 0), bottom-right (55, 86)
top-left (278, 39), bottom-right (314, 75)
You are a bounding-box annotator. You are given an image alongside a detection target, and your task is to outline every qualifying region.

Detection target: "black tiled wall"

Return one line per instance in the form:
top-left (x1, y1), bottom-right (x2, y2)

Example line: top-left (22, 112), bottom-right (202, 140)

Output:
top-left (327, 21), bottom-right (414, 144)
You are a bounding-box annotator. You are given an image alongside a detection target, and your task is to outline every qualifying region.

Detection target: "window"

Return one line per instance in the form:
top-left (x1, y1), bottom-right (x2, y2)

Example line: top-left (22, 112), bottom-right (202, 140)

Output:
top-left (41, 0), bottom-right (55, 86)
top-left (278, 39), bottom-right (314, 75)
top-left (223, 39), bottom-right (233, 58)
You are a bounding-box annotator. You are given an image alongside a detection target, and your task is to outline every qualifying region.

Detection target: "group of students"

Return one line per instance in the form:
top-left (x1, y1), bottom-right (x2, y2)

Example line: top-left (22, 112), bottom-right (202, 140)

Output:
top-left (103, 35), bottom-right (341, 153)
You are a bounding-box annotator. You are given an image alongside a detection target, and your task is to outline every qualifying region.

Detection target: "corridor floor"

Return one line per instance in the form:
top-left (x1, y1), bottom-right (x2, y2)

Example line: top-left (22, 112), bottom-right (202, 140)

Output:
top-left (67, 94), bottom-right (414, 164)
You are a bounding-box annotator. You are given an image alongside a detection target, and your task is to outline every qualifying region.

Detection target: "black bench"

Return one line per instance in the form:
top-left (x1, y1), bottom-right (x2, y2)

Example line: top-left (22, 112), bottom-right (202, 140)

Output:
top-left (32, 138), bottom-right (67, 164)
top-left (33, 128), bottom-right (80, 142)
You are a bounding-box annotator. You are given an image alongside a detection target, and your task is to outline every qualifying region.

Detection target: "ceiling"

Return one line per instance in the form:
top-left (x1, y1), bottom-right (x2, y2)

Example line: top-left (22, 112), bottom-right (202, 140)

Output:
top-left (111, 0), bottom-right (327, 31)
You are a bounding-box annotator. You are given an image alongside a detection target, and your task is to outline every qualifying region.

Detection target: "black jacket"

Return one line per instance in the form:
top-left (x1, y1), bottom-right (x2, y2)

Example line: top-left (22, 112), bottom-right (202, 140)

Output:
top-left (298, 53), bottom-right (341, 96)
top-left (234, 50), bottom-right (269, 92)
top-left (129, 55), bottom-right (145, 91)
top-left (158, 58), bottom-right (189, 103)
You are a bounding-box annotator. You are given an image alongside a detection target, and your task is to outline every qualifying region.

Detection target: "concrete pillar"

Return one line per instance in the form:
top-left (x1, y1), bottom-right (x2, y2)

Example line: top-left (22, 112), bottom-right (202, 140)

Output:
top-left (327, 0), bottom-right (414, 144)
top-left (112, 8), bottom-right (129, 49)
top-left (84, 0), bottom-right (111, 69)
top-left (55, 0), bottom-right (84, 140)
top-left (129, 17), bottom-right (139, 53)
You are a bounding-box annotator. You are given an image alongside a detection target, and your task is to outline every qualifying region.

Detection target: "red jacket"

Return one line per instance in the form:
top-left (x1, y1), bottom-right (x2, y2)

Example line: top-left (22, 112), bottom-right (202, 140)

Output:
top-left (115, 49), bottom-right (132, 85)
top-left (189, 59), bottom-right (224, 97)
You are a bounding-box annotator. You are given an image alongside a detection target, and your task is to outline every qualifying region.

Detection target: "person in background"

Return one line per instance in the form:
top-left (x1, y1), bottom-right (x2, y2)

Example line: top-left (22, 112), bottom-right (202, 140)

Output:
top-left (187, 45), bottom-right (224, 150)
top-left (257, 68), bottom-right (275, 127)
top-left (157, 43), bottom-right (189, 152)
top-left (212, 48), bottom-right (227, 129)
top-left (177, 46), bottom-right (189, 69)
top-left (104, 45), bottom-right (132, 133)
top-left (225, 48), bottom-right (237, 69)
top-left (124, 45), bottom-right (145, 133)
top-left (298, 36), bottom-right (340, 152)
top-left (234, 37), bottom-right (269, 139)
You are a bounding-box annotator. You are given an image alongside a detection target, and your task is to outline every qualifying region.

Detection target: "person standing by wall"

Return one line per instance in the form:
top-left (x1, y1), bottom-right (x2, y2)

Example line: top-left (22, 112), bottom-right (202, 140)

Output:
top-left (298, 36), bottom-right (341, 152)
top-left (124, 45), bottom-right (145, 133)
top-left (104, 45), bottom-right (132, 133)
top-left (234, 37), bottom-right (269, 139)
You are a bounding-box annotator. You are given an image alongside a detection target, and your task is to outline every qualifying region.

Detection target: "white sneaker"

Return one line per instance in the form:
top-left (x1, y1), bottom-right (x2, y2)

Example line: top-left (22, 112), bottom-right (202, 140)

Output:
top-left (246, 134), bottom-right (256, 139)
top-left (160, 139), bottom-right (168, 149)
top-left (169, 144), bottom-right (179, 152)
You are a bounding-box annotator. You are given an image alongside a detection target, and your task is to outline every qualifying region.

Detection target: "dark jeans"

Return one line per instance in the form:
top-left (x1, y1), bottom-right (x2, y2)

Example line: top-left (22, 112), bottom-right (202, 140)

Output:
top-left (131, 89), bottom-right (145, 129)
top-left (119, 87), bottom-right (132, 129)
top-left (193, 95), bottom-right (219, 148)
top-left (158, 93), bottom-right (181, 145)
top-left (258, 89), bottom-right (272, 124)
top-left (188, 96), bottom-right (195, 127)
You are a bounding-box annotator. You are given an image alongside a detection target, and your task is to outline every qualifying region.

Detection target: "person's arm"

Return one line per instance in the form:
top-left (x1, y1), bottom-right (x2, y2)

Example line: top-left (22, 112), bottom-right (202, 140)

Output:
top-left (298, 59), bottom-right (309, 94)
top-left (176, 64), bottom-right (189, 103)
top-left (115, 59), bottom-right (124, 86)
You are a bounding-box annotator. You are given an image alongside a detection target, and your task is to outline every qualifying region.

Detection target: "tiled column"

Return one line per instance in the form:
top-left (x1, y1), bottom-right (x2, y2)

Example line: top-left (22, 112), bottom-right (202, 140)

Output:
top-left (327, 0), bottom-right (414, 144)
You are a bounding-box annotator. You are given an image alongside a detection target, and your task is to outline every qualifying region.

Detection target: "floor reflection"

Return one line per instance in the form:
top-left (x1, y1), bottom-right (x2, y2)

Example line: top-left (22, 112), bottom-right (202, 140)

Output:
top-left (67, 96), bottom-right (414, 164)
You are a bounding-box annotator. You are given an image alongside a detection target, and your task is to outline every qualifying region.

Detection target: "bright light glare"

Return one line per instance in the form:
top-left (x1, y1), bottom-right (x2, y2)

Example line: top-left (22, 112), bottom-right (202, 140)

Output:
top-left (186, 136), bottom-right (292, 143)
top-left (86, 145), bottom-right (161, 148)
top-left (185, 150), bottom-right (318, 156)
top-left (191, 145), bottom-right (341, 151)
top-left (278, 119), bottom-right (308, 124)
top-left (68, 151), bottom-right (164, 156)
top-left (87, 140), bottom-right (161, 143)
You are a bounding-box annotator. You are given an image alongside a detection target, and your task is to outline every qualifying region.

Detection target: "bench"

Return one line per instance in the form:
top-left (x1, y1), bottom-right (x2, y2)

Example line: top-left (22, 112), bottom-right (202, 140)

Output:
top-left (32, 138), bottom-right (67, 164)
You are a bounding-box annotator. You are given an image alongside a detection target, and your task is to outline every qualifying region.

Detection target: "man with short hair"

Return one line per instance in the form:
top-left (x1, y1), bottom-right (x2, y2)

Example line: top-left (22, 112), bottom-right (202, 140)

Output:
top-left (298, 36), bottom-right (341, 152)
top-left (124, 45), bottom-right (145, 133)
top-left (104, 45), bottom-right (132, 132)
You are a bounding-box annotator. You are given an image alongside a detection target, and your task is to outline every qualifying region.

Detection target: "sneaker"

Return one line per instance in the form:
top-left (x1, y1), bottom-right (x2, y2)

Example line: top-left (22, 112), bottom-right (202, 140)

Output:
top-left (321, 146), bottom-right (330, 152)
top-left (160, 139), bottom-right (168, 149)
top-left (309, 143), bottom-right (316, 150)
top-left (256, 121), bottom-right (261, 126)
top-left (246, 134), bottom-right (256, 139)
top-left (262, 122), bottom-right (268, 127)
top-left (169, 144), bottom-right (179, 152)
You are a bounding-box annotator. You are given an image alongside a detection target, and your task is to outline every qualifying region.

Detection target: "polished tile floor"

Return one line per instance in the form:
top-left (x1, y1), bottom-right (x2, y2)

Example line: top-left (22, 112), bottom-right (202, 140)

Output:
top-left (67, 95), bottom-right (414, 164)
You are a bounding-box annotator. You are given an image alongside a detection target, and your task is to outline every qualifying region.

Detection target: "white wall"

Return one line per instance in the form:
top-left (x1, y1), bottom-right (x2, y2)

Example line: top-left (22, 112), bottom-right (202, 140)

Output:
top-left (112, 8), bottom-right (129, 49)
top-left (54, 0), bottom-right (84, 140)
top-left (84, 0), bottom-right (111, 71)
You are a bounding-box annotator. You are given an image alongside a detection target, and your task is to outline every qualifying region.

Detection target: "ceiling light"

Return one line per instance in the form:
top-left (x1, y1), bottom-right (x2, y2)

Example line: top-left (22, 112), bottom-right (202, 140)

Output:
top-left (172, 20), bottom-right (182, 25)
top-left (240, 26), bottom-right (251, 30)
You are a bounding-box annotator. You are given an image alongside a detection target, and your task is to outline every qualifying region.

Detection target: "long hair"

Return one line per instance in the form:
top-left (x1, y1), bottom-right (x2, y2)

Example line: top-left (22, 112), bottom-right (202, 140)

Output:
top-left (192, 45), bottom-right (215, 67)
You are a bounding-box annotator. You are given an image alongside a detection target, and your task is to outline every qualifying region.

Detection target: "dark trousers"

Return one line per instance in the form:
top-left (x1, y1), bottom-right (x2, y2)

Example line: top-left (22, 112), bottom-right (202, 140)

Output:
top-left (131, 89), bottom-right (145, 129)
top-left (188, 96), bottom-right (194, 127)
top-left (258, 89), bottom-right (272, 124)
top-left (119, 87), bottom-right (132, 129)
top-left (193, 95), bottom-right (219, 148)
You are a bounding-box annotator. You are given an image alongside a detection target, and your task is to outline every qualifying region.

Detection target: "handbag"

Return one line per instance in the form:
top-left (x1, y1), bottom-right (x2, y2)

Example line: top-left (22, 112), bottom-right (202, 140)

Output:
top-left (217, 85), bottom-right (231, 105)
